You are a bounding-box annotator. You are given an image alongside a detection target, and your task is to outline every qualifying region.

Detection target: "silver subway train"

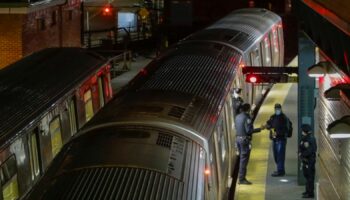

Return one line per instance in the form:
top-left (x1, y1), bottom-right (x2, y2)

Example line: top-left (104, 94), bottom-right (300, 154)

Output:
top-left (24, 8), bottom-right (283, 200)
top-left (0, 48), bottom-right (113, 200)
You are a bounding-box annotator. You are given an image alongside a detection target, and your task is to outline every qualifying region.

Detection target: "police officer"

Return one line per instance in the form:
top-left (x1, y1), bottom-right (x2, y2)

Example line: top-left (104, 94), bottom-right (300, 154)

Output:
top-left (235, 103), bottom-right (264, 184)
top-left (299, 124), bottom-right (317, 198)
top-left (265, 103), bottom-right (291, 176)
top-left (232, 88), bottom-right (244, 117)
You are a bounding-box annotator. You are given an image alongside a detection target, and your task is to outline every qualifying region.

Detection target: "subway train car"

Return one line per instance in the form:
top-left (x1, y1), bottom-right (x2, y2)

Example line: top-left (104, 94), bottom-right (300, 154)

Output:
top-left (0, 48), bottom-right (113, 200)
top-left (24, 8), bottom-right (283, 200)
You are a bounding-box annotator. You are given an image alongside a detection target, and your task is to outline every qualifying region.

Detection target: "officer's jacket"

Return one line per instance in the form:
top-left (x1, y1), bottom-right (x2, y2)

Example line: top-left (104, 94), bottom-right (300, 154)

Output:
top-left (232, 96), bottom-right (243, 115)
top-left (235, 112), bottom-right (260, 137)
top-left (266, 113), bottom-right (289, 138)
top-left (299, 134), bottom-right (317, 161)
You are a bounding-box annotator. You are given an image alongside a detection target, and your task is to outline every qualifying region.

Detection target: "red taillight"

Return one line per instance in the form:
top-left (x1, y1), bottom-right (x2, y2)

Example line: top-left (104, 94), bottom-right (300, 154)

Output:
top-left (140, 68), bottom-right (148, 76)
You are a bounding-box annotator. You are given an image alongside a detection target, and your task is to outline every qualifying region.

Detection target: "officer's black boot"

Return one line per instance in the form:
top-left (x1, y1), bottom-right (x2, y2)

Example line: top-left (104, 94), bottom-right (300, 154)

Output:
top-left (239, 179), bottom-right (252, 185)
top-left (302, 193), bottom-right (314, 198)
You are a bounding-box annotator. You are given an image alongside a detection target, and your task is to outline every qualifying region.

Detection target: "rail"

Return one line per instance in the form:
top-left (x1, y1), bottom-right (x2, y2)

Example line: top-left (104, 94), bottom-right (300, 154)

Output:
top-left (94, 49), bottom-right (132, 78)
top-left (83, 26), bottom-right (151, 49)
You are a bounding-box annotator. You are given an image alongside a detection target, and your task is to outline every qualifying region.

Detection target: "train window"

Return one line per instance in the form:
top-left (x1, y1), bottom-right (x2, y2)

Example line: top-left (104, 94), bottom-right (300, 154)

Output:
top-left (98, 77), bottom-right (105, 108)
top-left (49, 117), bottom-right (63, 157)
top-left (261, 36), bottom-right (272, 66)
top-left (217, 118), bottom-right (228, 172)
top-left (68, 99), bottom-right (77, 136)
top-left (208, 138), bottom-right (218, 198)
top-left (277, 23), bottom-right (284, 64)
top-left (84, 90), bottom-right (94, 122)
top-left (103, 73), bottom-right (112, 100)
top-left (217, 119), bottom-right (227, 164)
top-left (28, 128), bottom-right (41, 181)
top-left (270, 28), bottom-right (279, 66)
top-left (0, 156), bottom-right (19, 200)
top-left (250, 49), bottom-right (261, 66)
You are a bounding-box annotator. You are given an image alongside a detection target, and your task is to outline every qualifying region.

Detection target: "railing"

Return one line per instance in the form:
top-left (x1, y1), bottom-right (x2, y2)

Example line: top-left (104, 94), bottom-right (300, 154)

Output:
top-left (83, 26), bottom-right (150, 49)
top-left (96, 50), bottom-right (132, 78)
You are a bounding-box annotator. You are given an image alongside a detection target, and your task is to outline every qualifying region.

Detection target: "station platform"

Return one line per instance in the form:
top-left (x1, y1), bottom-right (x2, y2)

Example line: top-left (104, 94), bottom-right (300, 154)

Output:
top-left (111, 55), bottom-right (153, 93)
top-left (234, 63), bottom-right (307, 199)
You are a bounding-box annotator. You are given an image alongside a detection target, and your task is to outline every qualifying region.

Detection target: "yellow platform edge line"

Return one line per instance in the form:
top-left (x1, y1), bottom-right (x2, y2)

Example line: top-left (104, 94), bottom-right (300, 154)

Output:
top-left (235, 83), bottom-right (293, 200)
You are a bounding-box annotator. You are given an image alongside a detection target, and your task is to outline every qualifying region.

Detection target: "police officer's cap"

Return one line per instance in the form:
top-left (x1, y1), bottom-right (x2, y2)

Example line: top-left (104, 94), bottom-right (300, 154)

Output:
top-left (241, 103), bottom-right (251, 112)
top-left (274, 103), bottom-right (282, 109)
top-left (301, 124), bottom-right (312, 133)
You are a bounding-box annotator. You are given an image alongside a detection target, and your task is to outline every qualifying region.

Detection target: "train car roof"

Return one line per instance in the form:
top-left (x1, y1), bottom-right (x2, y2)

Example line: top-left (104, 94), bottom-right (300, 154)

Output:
top-left (0, 47), bottom-right (108, 146)
top-left (87, 42), bottom-right (241, 139)
top-left (185, 8), bottom-right (281, 52)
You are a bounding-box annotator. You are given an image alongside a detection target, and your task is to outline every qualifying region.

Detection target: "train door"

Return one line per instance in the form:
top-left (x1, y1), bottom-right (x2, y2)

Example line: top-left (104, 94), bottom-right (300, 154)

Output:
top-left (28, 128), bottom-right (41, 181)
top-left (260, 35), bottom-right (273, 102)
top-left (83, 89), bottom-right (94, 122)
top-left (98, 76), bottom-right (105, 108)
top-left (103, 70), bottom-right (113, 102)
top-left (49, 117), bottom-right (63, 158)
top-left (261, 36), bottom-right (272, 67)
top-left (208, 137), bottom-right (219, 199)
top-left (214, 114), bottom-right (231, 198)
top-left (212, 131), bottom-right (222, 200)
top-left (0, 156), bottom-right (19, 200)
top-left (277, 22), bottom-right (284, 65)
top-left (270, 27), bottom-right (280, 67)
top-left (223, 100), bottom-right (235, 187)
top-left (61, 104), bottom-right (72, 144)
top-left (249, 47), bottom-right (263, 105)
top-left (67, 98), bottom-right (77, 136)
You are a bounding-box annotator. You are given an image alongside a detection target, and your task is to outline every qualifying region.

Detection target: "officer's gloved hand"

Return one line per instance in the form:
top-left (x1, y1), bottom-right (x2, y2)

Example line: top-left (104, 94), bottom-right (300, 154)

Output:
top-left (260, 124), bottom-right (266, 130)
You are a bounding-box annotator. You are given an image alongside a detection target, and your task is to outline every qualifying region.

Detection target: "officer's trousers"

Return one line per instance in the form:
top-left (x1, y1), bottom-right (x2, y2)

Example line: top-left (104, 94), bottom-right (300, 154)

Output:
top-left (303, 160), bottom-right (315, 195)
top-left (237, 137), bottom-right (251, 181)
top-left (272, 138), bottom-right (287, 173)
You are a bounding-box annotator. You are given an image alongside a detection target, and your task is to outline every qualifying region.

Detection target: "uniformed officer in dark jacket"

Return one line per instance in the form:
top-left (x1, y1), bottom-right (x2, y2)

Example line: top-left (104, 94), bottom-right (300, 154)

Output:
top-left (299, 124), bottom-right (317, 198)
top-left (235, 103), bottom-right (264, 184)
top-left (265, 103), bottom-right (291, 176)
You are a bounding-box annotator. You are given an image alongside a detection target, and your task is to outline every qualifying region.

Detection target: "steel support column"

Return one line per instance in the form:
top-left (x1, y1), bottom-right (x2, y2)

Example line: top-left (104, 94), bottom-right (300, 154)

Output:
top-left (297, 31), bottom-right (316, 184)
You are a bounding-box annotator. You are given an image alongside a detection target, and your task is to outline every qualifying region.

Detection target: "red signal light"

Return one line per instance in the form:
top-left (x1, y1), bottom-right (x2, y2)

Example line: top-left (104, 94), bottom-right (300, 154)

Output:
top-left (248, 75), bottom-right (257, 83)
top-left (104, 7), bottom-right (110, 13)
top-left (102, 4), bottom-right (113, 16)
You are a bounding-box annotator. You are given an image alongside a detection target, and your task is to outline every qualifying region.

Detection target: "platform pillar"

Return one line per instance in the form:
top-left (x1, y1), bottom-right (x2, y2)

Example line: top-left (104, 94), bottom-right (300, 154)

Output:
top-left (297, 31), bottom-right (316, 185)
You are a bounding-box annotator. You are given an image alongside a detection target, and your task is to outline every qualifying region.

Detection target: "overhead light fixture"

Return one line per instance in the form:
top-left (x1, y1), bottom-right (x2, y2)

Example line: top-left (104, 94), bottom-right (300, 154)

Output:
top-left (324, 83), bottom-right (350, 100)
top-left (327, 115), bottom-right (350, 139)
top-left (307, 61), bottom-right (329, 78)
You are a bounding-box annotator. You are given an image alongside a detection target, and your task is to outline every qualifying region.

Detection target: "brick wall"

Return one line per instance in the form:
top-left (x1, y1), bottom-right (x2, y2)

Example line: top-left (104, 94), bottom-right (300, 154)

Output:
top-left (61, 6), bottom-right (81, 47)
top-left (0, 14), bottom-right (23, 69)
top-left (22, 7), bottom-right (62, 56)
top-left (22, 4), bottom-right (81, 57)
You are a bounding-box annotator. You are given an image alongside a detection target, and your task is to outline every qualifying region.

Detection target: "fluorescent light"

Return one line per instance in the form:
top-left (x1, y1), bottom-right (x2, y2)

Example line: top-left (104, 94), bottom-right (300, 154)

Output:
top-left (327, 116), bottom-right (350, 139)
top-left (324, 83), bottom-right (350, 100)
top-left (307, 62), bottom-right (329, 78)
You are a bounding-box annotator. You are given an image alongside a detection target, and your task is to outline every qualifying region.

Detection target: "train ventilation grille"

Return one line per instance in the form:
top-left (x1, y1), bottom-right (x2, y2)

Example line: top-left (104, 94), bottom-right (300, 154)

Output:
top-left (168, 106), bottom-right (186, 119)
top-left (156, 133), bottom-right (173, 149)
